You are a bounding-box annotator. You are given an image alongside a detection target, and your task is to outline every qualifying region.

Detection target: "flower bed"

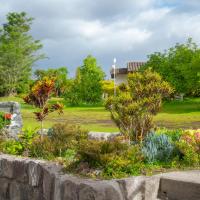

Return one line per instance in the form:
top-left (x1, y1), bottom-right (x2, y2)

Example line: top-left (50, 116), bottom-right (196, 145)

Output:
top-left (0, 123), bottom-right (199, 179)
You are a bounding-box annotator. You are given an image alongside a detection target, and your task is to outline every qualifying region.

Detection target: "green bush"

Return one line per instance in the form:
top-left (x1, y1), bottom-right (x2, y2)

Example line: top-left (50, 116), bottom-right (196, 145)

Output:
top-left (2, 140), bottom-right (23, 155)
top-left (176, 140), bottom-right (199, 166)
top-left (29, 136), bottom-right (55, 159)
top-left (78, 139), bottom-right (129, 167)
top-left (156, 128), bottom-right (182, 142)
top-left (76, 139), bottom-right (144, 178)
top-left (103, 145), bottom-right (144, 178)
top-left (30, 123), bottom-right (88, 159)
top-left (142, 133), bottom-right (174, 163)
top-left (1, 129), bottom-right (37, 156)
top-left (175, 130), bottom-right (200, 166)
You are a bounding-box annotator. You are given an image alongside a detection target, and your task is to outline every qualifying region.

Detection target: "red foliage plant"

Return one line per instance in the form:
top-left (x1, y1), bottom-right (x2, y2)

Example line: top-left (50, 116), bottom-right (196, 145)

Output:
top-left (23, 77), bottom-right (63, 130)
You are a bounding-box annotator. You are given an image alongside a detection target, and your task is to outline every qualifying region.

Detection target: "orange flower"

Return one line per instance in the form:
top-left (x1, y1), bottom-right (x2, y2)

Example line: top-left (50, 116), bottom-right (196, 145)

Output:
top-left (4, 113), bottom-right (12, 120)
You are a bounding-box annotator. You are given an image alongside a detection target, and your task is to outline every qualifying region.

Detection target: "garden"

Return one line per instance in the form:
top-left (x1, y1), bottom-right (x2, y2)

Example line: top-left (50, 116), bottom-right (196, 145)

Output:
top-left (0, 12), bottom-right (199, 180)
top-left (0, 69), bottom-right (199, 179)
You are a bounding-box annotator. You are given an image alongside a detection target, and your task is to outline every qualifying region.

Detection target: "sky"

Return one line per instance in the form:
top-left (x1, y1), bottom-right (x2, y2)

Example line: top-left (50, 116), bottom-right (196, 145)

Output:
top-left (1, 0), bottom-right (200, 77)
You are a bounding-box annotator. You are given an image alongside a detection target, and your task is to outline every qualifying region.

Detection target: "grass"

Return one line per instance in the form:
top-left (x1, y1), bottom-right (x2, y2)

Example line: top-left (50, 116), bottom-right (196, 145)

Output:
top-left (0, 96), bottom-right (199, 132)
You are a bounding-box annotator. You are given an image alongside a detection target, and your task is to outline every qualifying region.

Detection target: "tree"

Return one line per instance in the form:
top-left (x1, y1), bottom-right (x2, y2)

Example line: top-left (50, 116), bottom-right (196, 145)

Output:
top-left (23, 77), bottom-right (63, 133)
top-left (64, 67), bottom-right (82, 105)
top-left (105, 69), bottom-right (173, 142)
top-left (141, 38), bottom-right (200, 96)
top-left (34, 67), bottom-right (68, 96)
top-left (0, 12), bottom-right (44, 96)
top-left (64, 55), bottom-right (105, 105)
top-left (79, 55), bottom-right (105, 103)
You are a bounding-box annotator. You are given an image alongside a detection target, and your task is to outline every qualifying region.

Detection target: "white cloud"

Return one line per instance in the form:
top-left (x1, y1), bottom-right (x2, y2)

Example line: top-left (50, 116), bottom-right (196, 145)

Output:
top-left (0, 0), bottom-right (200, 76)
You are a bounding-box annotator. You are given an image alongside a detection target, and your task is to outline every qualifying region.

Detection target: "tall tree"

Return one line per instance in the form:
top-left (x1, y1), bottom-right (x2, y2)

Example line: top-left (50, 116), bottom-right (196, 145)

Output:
top-left (64, 56), bottom-right (105, 105)
top-left (0, 12), bottom-right (44, 96)
top-left (141, 38), bottom-right (200, 96)
top-left (79, 55), bottom-right (105, 103)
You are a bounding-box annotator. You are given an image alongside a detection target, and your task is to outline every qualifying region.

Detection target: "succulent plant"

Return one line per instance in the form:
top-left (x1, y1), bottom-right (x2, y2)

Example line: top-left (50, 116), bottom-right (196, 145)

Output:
top-left (142, 132), bottom-right (174, 163)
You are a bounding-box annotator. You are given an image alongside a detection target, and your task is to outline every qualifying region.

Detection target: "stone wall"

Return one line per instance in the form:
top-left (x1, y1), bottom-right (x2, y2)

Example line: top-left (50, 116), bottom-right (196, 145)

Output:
top-left (0, 154), bottom-right (199, 200)
top-left (0, 102), bottom-right (22, 137)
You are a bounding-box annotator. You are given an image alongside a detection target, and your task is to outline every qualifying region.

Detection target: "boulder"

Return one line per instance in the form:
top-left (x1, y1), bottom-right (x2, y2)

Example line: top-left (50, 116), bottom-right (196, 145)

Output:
top-left (88, 131), bottom-right (121, 141)
top-left (0, 102), bottom-right (22, 138)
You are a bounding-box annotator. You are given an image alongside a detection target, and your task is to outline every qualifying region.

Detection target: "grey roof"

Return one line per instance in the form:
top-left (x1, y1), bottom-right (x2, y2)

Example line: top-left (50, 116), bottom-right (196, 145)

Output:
top-left (110, 61), bottom-right (146, 77)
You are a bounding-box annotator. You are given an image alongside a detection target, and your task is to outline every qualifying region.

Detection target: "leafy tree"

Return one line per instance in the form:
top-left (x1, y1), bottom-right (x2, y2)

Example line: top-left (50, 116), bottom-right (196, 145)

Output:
top-left (141, 38), bottom-right (200, 96)
top-left (105, 69), bottom-right (173, 142)
top-left (79, 55), bottom-right (105, 103)
top-left (23, 77), bottom-right (63, 133)
top-left (64, 69), bottom-right (82, 105)
top-left (0, 12), bottom-right (44, 96)
top-left (34, 67), bottom-right (68, 96)
top-left (64, 55), bottom-right (105, 105)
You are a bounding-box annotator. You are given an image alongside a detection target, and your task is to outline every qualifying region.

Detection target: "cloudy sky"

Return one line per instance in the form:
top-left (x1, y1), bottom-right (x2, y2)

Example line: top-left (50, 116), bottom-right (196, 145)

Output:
top-left (1, 0), bottom-right (200, 77)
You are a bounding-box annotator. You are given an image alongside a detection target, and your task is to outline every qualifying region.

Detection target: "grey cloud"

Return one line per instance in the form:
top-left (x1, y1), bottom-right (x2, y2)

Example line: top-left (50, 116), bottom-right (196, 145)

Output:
top-left (0, 0), bottom-right (200, 77)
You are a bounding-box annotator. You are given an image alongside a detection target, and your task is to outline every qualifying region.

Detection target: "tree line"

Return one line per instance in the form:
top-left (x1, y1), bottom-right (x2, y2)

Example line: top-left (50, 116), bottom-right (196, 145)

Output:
top-left (0, 12), bottom-right (199, 105)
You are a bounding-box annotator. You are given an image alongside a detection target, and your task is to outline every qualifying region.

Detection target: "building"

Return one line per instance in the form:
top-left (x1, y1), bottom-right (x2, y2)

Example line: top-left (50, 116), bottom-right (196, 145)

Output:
top-left (110, 61), bottom-right (146, 85)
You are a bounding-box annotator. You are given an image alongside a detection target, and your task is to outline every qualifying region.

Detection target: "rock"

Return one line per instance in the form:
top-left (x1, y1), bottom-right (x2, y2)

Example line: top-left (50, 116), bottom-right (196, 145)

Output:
top-left (0, 154), bottom-right (199, 200)
top-left (145, 176), bottom-right (160, 200)
top-left (88, 131), bottom-right (121, 141)
top-left (158, 171), bottom-right (200, 200)
top-left (0, 102), bottom-right (22, 138)
top-left (116, 176), bottom-right (146, 200)
top-left (60, 176), bottom-right (80, 200)
top-left (0, 178), bottom-right (10, 199)
top-left (28, 160), bottom-right (43, 187)
top-left (41, 162), bottom-right (63, 200)
top-left (78, 180), bottom-right (124, 200)
top-left (37, 129), bottom-right (49, 136)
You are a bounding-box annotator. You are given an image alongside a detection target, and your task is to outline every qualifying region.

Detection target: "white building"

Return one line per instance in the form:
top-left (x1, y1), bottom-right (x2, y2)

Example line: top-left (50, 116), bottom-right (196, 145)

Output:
top-left (110, 61), bottom-right (146, 85)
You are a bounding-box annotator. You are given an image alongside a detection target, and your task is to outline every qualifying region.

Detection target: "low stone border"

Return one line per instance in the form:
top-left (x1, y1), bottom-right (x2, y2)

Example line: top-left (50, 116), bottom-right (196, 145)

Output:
top-left (0, 154), bottom-right (199, 200)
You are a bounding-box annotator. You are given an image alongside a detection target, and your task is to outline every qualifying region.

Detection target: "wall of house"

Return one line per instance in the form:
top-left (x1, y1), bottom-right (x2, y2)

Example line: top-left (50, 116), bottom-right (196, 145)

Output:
top-left (115, 74), bottom-right (127, 85)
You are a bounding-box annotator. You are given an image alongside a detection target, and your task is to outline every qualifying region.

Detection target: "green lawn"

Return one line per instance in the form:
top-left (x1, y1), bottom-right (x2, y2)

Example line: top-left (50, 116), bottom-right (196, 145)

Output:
top-left (0, 96), bottom-right (199, 131)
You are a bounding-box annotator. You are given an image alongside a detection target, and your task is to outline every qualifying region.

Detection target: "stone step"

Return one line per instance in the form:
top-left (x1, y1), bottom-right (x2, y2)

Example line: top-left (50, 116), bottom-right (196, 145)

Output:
top-left (158, 171), bottom-right (200, 200)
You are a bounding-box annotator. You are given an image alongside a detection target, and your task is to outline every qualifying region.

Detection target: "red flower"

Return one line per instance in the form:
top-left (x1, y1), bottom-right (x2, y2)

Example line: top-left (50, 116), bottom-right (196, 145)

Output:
top-left (4, 113), bottom-right (12, 120)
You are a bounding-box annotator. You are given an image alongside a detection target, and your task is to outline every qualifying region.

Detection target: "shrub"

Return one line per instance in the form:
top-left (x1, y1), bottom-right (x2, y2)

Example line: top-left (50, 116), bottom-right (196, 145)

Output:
top-left (30, 123), bottom-right (88, 159)
top-left (23, 77), bottom-right (63, 132)
top-left (76, 139), bottom-right (144, 178)
top-left (156, 128), bottom-right (183, 142)
top-left (1, 140), bottom-right (23, 155)
top-left (78, 139), bottom-right (129, 167)
top-left (176, 129), bottom-right (200, 166)
top-left (1, 129), bottom-right (37, 156)
top-left (142, 133), bottom-right (174, 163)
top-left (29, 136), bottom-right (55, 159)
top-left (105, 69), bottom-right (173, 142)
top-left (103, 145), bottom-right (144, 178)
